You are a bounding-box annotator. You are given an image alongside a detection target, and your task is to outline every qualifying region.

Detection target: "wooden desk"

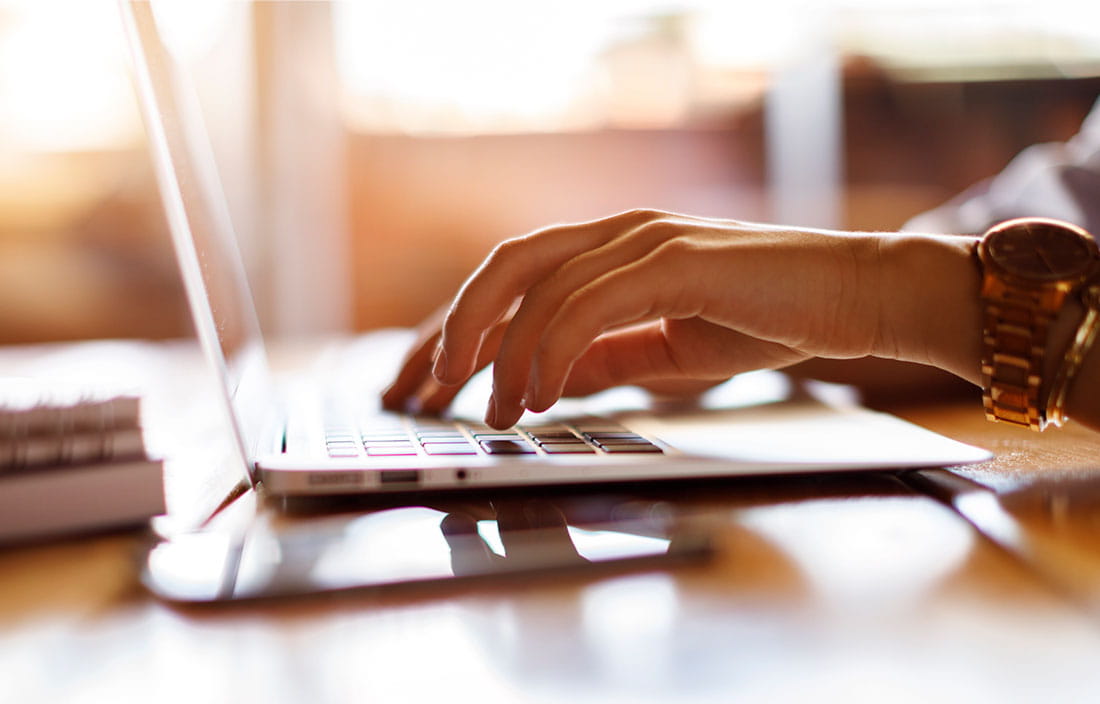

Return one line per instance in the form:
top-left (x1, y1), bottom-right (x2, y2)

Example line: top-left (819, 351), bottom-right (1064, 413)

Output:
top-left (4, 341), bottom-right (1100, 702)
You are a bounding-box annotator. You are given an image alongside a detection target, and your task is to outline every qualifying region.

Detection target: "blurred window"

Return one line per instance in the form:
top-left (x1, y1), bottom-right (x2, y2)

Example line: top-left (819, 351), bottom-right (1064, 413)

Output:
top-left (1, 1), bottom-right (1099, 342)
top-left (0, 0), bottom-right (193, 343)
top-left (334, 0), bottom-right (1100, 135)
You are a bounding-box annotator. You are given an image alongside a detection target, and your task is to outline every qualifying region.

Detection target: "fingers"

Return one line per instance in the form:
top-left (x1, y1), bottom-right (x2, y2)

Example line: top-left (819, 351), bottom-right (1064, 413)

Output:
top-left (434, 209), bottom-right (671, 388)
top-left (488, 242), bottom-right (701, 427)
top-left (486, 219), bottom-right (699, 426)
top-left (526, 269), bottom-right (681, 417)
top-left (510, 242), bottom-right (810, 424)
top-left (496, 500), bottom-right (585, 566)
top-left (417, 320), bottom-right (509, 415)
top-left (383, 312), bottom-right (512, 414)
top-left (440, 513), bottom-right (502, 575)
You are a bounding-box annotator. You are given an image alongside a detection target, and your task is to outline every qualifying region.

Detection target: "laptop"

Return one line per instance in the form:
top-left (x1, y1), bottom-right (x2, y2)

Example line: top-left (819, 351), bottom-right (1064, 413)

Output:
top-left (120, 0), bottom-right (991, 503)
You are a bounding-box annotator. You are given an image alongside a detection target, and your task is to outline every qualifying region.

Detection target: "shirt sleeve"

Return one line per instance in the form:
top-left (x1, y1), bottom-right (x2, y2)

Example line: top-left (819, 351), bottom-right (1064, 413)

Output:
top-left (903, 96), bottom-right (1100, 235)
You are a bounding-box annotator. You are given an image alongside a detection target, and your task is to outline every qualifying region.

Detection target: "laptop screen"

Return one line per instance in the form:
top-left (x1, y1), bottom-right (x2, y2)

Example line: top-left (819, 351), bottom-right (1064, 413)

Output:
top-left (120, 0), bottom-right (277, 481)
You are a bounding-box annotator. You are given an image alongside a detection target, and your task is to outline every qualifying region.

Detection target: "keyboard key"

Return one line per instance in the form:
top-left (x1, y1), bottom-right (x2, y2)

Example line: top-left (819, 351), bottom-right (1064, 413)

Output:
top-left (529, 431), bottom-right (580, 442)
top-left (480, 439), bottom-right (537, 455)
top-left (366, 445), bottom-right (418, 456)
top-left (591, 437), bottom-right (653, 446)
top-left (518, 423), bottom-right (571, 433)
top-left (541, 443), bottom-right (596, 454)
top-left (583, 431), bottom-right (642, 441)
top-left (473, 433), bottom-right (523, 441)
top-left (573, 420), bottom-right (627, 433)
top-left (327, 449), bottom-right (361, 458)
top-left (361, 431), bottom-right (410, 441)
top-left (598, 443), bottom-right (663, 454)
top-left (420, 438), bottom-right (472, 447)
top-left (423, 442), bottom-right (478, 456)
top-left (416, 431), bottom-right (467, 441)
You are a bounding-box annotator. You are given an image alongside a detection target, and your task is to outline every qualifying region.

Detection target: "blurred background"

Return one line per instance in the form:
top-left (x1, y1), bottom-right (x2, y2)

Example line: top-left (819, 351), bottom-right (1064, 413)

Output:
top-left (1, 0), bottom-right (1099, 345)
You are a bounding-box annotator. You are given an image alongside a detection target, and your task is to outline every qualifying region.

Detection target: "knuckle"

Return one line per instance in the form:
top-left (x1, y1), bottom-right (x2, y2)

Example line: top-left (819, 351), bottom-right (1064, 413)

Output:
top-left (479, 235), bottom-right (542, 289)
top-left (632, 218), bottom-right (682, 243)
top-left (651, 235), bottom-right (696, 262)
top-left (613, 207), bottom-right (666, 225)
top-left (485, 236), bottom-right (525, 268)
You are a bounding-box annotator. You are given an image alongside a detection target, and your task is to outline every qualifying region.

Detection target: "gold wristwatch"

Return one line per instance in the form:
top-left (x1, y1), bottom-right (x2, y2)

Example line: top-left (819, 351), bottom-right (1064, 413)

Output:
top-left (977, 217), bottom-right (1100, 430)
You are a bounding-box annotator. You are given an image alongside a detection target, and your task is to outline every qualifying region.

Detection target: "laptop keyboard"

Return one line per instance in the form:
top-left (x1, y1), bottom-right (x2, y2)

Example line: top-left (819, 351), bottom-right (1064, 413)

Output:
top-left (323, 415), bottom-right (664, 460)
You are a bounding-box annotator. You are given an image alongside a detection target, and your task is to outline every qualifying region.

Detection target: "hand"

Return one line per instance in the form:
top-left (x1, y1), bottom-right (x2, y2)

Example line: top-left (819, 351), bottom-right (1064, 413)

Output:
top-left (385, 209), bottom-right (981, 429)
top-left (380, 294), bottom-right (719, 415)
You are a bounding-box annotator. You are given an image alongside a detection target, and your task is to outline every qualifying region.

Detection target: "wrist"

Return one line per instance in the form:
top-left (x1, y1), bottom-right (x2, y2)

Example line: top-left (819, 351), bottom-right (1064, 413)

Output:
top-left (873, 232), bottom-right (983, 384)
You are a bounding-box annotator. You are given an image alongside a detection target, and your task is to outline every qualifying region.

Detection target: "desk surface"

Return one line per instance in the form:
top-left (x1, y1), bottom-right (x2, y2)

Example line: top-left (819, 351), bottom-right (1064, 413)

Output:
top-left (4, 341), bottom-right (1100, 703)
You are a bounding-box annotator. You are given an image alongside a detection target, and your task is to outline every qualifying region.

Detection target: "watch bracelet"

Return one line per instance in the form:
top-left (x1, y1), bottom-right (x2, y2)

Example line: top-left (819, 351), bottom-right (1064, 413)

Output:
top-left (1044, 283), bottom-right (1100, 428)
top-left (980, 293), bottom-right (1049, 430)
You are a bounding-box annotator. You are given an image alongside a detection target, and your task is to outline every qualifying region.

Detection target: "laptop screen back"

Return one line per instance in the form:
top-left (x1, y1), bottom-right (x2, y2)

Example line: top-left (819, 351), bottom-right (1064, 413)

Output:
top-left (120, 0), bottom-right (277, 480)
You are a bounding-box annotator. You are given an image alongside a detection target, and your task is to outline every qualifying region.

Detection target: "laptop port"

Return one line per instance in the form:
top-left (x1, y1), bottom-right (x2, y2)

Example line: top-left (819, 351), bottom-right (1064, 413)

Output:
top-left (379, 469), bottom-right (420, 485)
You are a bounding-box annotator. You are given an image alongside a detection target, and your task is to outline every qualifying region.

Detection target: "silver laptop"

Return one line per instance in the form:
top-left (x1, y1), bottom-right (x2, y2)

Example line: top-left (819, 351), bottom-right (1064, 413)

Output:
top-left (121, 0), bottom-right (991, 501)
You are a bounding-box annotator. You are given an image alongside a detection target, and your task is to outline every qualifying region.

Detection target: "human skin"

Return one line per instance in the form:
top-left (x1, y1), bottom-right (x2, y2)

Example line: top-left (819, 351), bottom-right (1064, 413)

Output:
top-left (381, 209), bottom-right (1099, 433)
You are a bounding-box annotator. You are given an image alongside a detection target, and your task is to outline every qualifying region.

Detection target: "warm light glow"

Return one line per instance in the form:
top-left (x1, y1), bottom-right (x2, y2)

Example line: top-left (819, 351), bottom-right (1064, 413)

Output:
top-left (332, 0), bottom-right (640, 134)
top-left (2, 0), bottom-right (1099, 147)
top-left (0, 0), bottom-right (235, 157)
top-left (0, 0), bottom-right (138, 153)
top-left (335, 0), bottom-right (1100, 135)
top-left (739, 497), bottom-right (975, 611)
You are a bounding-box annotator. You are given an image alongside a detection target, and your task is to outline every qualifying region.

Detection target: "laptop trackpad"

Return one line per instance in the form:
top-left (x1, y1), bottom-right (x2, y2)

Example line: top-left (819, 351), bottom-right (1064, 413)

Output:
top-left (625, 400), bottom-right (991, 468)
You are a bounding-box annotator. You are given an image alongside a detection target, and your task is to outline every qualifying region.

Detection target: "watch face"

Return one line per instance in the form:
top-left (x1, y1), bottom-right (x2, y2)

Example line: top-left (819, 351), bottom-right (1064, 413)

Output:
top-left (983, 218), bottom-right (1098, 283)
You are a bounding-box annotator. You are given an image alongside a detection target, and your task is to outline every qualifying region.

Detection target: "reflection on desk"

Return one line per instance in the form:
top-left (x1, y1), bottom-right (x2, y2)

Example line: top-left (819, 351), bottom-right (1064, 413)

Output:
top-left (143, 492), bottom-right (712, 603)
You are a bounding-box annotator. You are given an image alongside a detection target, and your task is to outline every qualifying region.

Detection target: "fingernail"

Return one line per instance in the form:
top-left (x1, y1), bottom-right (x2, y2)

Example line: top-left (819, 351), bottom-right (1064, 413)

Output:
top-left (431, 345), bottom-right (448, 381)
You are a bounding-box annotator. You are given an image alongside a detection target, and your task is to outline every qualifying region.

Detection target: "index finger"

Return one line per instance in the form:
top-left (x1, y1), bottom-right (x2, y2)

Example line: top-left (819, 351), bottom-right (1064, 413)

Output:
top-left (434, 209), bottom-right (668, 387)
